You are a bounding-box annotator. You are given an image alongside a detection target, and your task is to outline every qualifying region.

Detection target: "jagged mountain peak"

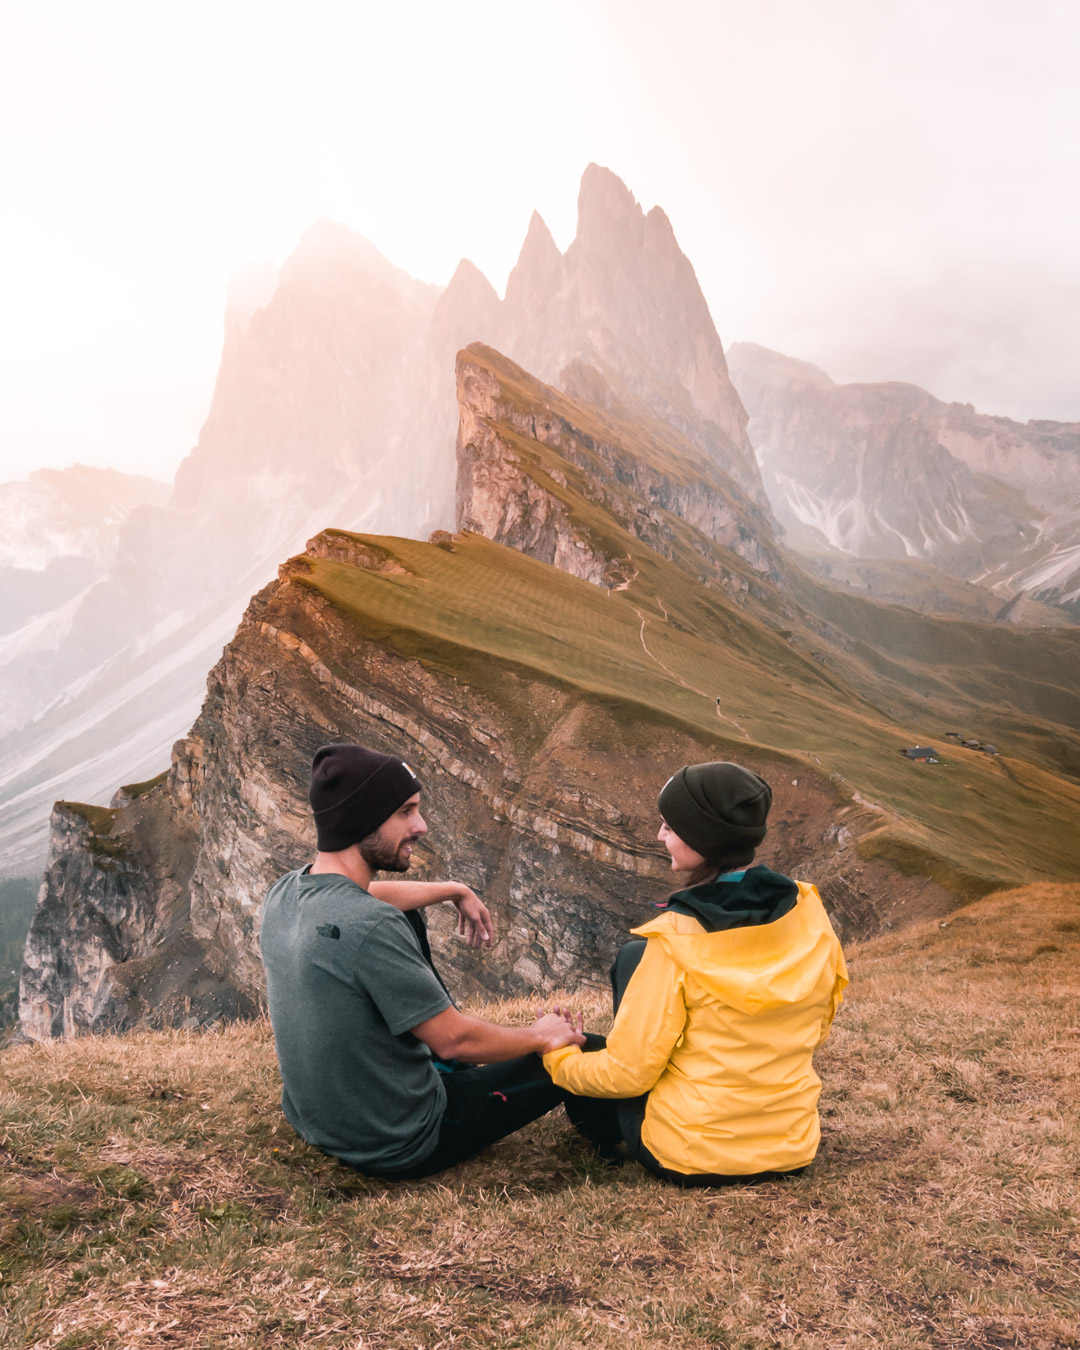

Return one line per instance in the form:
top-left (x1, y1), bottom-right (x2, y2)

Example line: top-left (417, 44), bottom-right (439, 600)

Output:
top-left (519, 210), bottom-right (563, 269)
top-left (504, 210), bottom-right (565, 311)
top-left (431, 260), bottom-right (504, 370)
top-left (523, 209), bottom-right (559, 252)
top-left (644, 204), bottom-right (677, 246)
top-left (445, 257), bottom-right (500, 304)
top-left (432, 164), bottom-right (765, 506)
top-left (437, 260), bottom-right (503, 347)
top-left (576, 162), bottom-right (643, 242)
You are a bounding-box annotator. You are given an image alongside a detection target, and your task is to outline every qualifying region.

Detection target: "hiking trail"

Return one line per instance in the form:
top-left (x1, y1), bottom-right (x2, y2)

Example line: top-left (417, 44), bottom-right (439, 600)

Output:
top-left (630, 602), bottom-right (750, 740)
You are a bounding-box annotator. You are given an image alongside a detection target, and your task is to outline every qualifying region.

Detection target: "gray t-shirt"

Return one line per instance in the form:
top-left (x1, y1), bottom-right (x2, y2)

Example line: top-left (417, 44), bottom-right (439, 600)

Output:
top-left (260, 868), bottom-right (452, 1173)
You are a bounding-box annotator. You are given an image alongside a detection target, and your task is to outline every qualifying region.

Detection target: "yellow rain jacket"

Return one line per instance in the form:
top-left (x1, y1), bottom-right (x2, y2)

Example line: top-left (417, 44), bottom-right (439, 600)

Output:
top-left (544, 877), bottom-right (848, 1176)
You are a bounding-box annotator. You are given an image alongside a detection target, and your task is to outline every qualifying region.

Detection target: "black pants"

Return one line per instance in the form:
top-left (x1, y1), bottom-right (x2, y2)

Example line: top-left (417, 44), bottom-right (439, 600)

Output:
top-left (368, 1034), bottom-right (611, 1181)
top-left (580, 940), bottom-right (808, 1188)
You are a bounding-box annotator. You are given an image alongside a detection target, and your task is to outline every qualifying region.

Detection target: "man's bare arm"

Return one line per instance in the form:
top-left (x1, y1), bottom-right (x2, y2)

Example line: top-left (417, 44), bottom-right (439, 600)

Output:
top-left (411, 1006), bottom-right (585, 1064)
top-left (368, 880), bottom-right (493, 947)
top-left (368, 880), bottom-right (464, 910)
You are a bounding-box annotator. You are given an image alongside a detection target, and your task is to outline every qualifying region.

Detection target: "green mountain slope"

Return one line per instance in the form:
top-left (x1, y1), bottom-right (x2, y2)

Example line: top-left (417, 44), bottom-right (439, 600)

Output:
top-left (284, 514), bottom-right (1080, 897)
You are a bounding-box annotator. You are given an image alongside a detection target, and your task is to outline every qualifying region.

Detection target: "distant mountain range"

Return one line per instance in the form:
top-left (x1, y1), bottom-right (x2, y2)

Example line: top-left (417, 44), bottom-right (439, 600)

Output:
top-left (0, 464), bottom-right (168, 655)
top-left (728, 342), bottom-right (1080, 614)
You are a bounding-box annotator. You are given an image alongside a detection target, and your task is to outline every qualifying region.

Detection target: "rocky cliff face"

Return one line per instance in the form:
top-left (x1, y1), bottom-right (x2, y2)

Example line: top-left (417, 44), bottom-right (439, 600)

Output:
top-left (455, 346), bottom-right (778, 585)
top-left (495, 167), bottom-right (763, 505)
top-left (728, 342), bottom-right (1080, 613)
top-left (18, 789), bottom-right (220, 1041)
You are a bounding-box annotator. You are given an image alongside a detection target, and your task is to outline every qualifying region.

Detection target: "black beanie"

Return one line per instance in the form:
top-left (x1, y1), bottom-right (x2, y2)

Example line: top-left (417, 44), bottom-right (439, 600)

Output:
top-left (658, 762), bottom-right (772, 863)
top-left (309, 744), bottom-right (421, 853)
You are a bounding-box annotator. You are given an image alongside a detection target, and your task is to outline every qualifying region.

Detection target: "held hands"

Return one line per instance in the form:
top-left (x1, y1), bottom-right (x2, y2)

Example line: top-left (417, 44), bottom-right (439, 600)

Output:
top-left (451, 886), bottom-right (494, 949)
top-left (532, 1005), bottom-right (586, 1054)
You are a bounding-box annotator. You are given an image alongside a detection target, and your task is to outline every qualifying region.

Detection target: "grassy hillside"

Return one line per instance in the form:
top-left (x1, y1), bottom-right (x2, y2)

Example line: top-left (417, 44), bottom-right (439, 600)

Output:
top-left (3, 882), bottom-right (1078, 1348)
top-left (284, 510), bottom-right (1080, 897)
top-left (460, 346), bottom-right (1080, 777)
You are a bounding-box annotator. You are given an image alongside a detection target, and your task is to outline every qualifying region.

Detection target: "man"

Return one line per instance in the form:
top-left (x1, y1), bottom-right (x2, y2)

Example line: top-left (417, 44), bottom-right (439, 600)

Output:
top-left (260, 743), bottom-right (587, 1180)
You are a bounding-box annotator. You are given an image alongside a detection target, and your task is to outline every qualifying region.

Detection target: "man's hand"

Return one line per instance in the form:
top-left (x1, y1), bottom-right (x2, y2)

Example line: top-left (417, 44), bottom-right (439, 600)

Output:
top-left (531, 1009), bottom-right (586, 1054)
top-left (452, 886), bottom-right (494, 948)
top-left (545, 1005), bottom-right (585, 1037)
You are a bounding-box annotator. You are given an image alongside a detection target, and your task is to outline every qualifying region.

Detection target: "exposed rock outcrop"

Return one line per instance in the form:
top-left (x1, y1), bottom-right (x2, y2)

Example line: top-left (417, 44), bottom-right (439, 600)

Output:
top-left (17, 782), bottom-right (234, 1041)
top-left (455, 346), bottom-right (779, 586)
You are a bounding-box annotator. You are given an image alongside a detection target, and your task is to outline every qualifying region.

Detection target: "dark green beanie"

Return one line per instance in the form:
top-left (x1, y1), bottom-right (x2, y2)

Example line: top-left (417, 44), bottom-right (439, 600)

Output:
top-left (658, 762), bottom-right (772, 862)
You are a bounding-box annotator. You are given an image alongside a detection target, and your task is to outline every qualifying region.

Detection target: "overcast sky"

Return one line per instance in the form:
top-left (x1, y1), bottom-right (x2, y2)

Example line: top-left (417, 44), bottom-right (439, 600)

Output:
top-left (2, 0), bottom-right (1078, 484)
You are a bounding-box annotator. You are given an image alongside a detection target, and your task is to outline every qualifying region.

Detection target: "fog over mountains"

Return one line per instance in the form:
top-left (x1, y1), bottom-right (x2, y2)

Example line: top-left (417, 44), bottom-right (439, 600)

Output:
top-left (0, 166), bottom-right (758, 874)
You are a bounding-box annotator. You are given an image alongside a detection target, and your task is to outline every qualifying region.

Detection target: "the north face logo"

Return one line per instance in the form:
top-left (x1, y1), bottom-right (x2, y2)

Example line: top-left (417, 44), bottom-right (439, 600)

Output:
top-left (316, 923), bottom-right (341, 940)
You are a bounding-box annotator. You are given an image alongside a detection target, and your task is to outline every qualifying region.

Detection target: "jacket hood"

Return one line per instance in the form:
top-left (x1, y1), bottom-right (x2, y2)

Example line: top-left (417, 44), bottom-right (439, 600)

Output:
top-left (662, 865), bottom-right (798, 933)
top-left (631, 875), bottom-right (842, 1016)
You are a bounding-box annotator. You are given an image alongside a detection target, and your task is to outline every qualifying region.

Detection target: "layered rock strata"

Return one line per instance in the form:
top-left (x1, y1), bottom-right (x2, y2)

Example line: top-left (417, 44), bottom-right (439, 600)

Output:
top-left (455, 346), bottom-right (778, 585)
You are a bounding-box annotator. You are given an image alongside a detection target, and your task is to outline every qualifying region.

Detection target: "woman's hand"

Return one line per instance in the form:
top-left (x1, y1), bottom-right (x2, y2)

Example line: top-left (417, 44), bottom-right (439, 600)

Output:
top-left (451, 886), bottom-right (494, 948)
top-left (531, 1010), bottom-right (587, 1054)
top-left (537, 1005), bottom-right (585, 1037)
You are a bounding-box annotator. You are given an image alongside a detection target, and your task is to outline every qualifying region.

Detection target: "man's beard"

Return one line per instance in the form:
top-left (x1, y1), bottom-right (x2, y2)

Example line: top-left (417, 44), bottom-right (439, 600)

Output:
top-left (359, 828), bottom-right (417, 874)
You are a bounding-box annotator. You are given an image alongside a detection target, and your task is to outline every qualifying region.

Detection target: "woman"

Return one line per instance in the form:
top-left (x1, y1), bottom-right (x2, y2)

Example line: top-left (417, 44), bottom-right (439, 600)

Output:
top-left (544, 761), bottom-right (848, 1185)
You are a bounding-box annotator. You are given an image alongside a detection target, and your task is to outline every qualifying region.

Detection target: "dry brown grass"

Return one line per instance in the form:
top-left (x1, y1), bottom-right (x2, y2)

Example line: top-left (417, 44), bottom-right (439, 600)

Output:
top-left (2, 882), bottom-right (1079, 1349)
